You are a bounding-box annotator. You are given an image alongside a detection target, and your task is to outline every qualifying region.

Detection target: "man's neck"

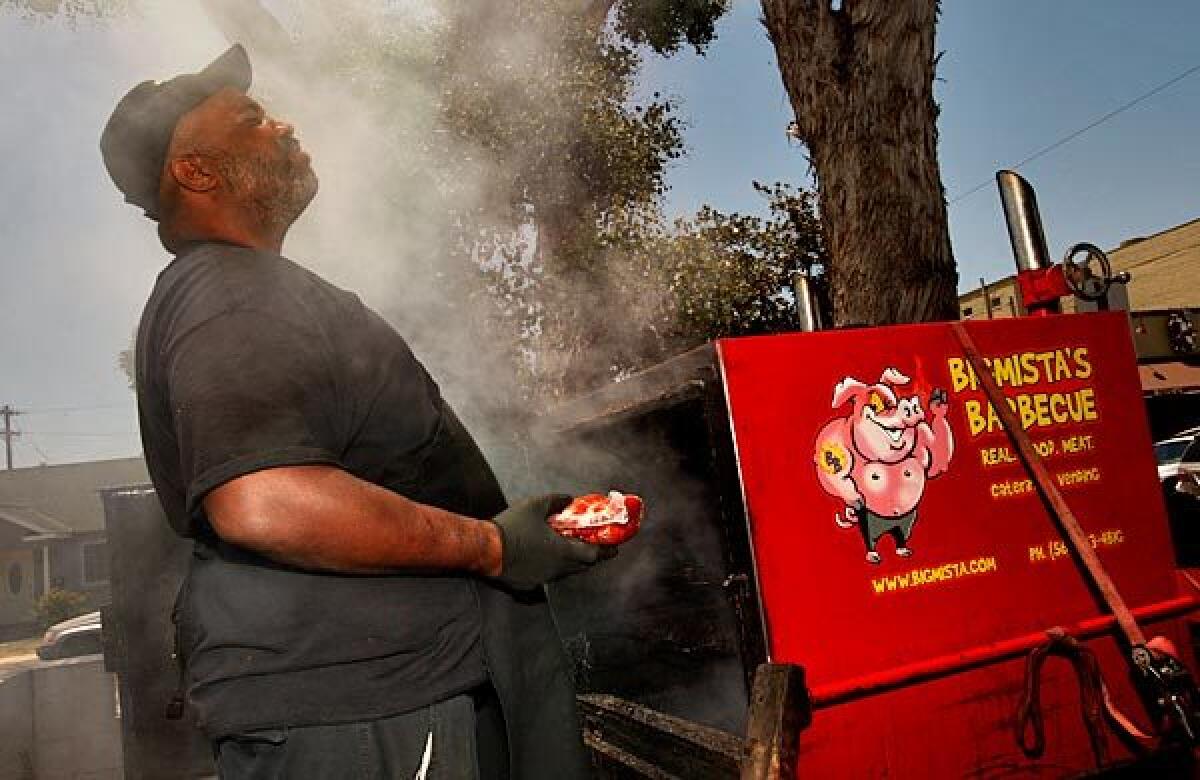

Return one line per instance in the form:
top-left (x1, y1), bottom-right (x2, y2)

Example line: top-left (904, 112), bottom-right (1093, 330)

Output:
top-left (164, 211), bottom-right (288, 255)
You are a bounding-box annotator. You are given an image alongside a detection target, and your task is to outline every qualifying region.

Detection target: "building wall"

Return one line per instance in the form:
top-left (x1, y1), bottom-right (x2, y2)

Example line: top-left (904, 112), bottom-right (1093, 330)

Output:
top-left (0, 525), bottom-right (23, 549)
top-left (0, 550), bottom-right (36, 628)
top-left (959, 276), bottom-right (1023, 319)
top-left (0, 525), bottom-right (110, 635)
top-left (1106, 218), bottom-right (1200, 311)
top-left (0, 526), bottom-right (40, 632)
top-left (49, 533), bottom-right (110, 604)
top-left (0, 658), bottom-right (124, 780)
top-left (960, 216), bottom-right (1200, 317)
top-left (0, 668), bottom-right (34, 780)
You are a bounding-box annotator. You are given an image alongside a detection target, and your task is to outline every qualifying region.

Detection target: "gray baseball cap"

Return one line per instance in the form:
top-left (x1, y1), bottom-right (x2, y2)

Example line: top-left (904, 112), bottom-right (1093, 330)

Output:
top-left (99, 44), bottom-right (251, 220)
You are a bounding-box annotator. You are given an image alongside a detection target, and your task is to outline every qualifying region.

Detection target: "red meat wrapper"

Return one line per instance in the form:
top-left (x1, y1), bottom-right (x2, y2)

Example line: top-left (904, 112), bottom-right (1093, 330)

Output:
top-left (548, 491), bottom-right (644, 546)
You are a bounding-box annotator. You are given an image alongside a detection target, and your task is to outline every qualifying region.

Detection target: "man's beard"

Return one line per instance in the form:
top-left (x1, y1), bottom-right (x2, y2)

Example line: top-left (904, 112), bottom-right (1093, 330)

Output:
top-left (225, 151), bottom-right (318, 230)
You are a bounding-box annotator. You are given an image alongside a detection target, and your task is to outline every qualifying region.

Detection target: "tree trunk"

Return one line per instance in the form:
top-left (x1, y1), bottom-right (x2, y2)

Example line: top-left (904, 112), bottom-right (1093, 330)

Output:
top-left (761, 0), bottom-right (958, 326)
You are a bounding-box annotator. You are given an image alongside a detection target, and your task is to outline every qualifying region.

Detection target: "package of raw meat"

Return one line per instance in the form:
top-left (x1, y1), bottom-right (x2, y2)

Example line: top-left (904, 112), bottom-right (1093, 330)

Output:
top-left (548, 490), bottom-right (644, 545)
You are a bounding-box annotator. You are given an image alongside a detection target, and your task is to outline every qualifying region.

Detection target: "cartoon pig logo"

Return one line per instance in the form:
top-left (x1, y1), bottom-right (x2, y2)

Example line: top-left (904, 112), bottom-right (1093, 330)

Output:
top-left (813, 368), bottom-right (954, 564)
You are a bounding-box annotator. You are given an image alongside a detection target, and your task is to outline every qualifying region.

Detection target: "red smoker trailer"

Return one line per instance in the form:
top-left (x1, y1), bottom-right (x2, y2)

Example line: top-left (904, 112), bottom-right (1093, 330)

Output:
top-left (538, 310), bottom-right (1199, 778)
top-left (98, 313), bottom-right (1198, 778)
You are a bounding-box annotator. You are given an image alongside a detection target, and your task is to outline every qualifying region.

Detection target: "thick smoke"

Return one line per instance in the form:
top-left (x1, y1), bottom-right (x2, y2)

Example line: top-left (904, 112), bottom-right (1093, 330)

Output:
top-left (215, 4), bottom-right (751, 731)
top-left (199, 3), bottom-right (751, 732)
top-left (4, 0), bottom-right (750, 740)
top-left (182, 0), bottom-right (671, 486)
top-left (203, 1), bottom-right (530, 460)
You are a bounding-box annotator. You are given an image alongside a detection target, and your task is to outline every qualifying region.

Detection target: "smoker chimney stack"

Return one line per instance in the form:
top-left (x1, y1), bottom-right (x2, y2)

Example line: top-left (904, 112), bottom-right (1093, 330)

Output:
top-left (996, 170), bottom-right (1052, 272)
top-left (793, 273), bottom-right (824, 332)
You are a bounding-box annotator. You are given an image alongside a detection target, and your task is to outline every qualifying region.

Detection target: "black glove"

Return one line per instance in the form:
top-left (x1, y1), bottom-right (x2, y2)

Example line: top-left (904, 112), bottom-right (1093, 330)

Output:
top-left (491, 494), bottom-right (616, 590)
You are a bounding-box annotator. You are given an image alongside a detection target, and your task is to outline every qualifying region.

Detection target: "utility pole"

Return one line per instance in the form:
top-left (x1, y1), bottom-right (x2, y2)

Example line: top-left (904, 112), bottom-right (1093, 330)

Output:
top-left (979, 277), bottom-right (995, 320)
top-left (1, 405), bottom-right (20, 471)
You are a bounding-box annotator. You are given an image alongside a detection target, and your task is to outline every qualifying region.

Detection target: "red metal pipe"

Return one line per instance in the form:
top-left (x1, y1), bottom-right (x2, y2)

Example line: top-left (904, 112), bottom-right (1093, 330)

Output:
top-left (810, 596), bottom-right (1199, 709)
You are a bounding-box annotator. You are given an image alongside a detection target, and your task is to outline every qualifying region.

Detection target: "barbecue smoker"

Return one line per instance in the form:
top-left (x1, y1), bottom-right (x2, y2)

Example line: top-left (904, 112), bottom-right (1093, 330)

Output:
top-left (100, 174), bottom-right (1200, 778)
top-left (526, 172), bottom-right (1200, 777)
top-left (537, 315), bottom-right (1200, 778)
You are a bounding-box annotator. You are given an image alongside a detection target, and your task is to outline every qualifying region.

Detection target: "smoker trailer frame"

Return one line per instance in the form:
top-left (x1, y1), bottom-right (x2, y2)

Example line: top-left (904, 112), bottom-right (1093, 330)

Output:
top-left (101, 322), bottom-right (1194, 778)
top-left (530, 317), bottom-right (1200, 778)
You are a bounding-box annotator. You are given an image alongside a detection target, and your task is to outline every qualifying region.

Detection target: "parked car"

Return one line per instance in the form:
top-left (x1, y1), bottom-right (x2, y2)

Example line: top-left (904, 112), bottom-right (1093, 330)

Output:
top-left (1156, 427), bottom-right (1200, 565)
top-left (36, 610), bottom-right (102, 660)
top-left (1156, 426), bottom-right (1200, 488)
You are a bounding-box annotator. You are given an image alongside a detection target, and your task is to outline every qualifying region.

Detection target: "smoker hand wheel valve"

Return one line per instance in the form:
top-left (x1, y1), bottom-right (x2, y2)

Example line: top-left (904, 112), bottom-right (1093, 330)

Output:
top-left (1061, 242), bottom-right (1115, 302)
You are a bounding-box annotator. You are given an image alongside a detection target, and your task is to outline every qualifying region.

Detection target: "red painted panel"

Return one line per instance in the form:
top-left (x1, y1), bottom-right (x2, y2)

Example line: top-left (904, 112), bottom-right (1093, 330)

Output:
top-left (717, 312), bottom-right (1192, 776)
top-left (799, 620), bottom-right (1192, 777)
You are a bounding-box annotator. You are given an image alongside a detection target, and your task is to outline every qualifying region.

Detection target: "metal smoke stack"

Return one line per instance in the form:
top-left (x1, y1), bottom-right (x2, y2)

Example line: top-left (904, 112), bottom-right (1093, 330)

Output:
top-left (996, 170), bottom-right (1052, 272)
top-left (793, 273), bottom-right (824, 332)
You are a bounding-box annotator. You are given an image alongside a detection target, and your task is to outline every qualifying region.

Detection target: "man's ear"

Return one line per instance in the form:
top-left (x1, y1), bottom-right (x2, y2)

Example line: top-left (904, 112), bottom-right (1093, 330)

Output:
top-left (168, 154), bottom-right (219, 194)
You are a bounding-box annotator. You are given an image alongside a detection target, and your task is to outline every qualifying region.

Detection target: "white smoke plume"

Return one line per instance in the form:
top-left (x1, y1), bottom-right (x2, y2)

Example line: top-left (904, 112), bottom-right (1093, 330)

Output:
top-left (3, 0), bottom-right (753, 739)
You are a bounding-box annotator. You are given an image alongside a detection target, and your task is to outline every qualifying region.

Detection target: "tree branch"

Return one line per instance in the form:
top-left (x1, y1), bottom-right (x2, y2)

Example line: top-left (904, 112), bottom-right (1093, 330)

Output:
top-left (584, 0), bottom-right (619, 37)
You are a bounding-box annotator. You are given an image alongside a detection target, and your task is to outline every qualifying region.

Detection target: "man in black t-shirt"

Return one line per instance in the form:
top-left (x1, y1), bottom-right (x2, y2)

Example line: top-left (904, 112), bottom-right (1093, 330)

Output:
top-left (100, 45), bottom-right (610, 779)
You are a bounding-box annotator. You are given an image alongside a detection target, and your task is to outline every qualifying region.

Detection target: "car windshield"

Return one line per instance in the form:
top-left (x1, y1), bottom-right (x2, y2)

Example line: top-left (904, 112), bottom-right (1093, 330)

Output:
top-left (1156, 439), bottom-right (1192, 465)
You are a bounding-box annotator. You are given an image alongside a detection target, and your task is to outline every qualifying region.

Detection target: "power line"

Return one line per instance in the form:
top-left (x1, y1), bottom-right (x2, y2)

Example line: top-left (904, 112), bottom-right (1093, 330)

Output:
top-left (20, 431), bottom-right (136, 438)
top-left (21, 435), bottom-right (52, 465)
top-left (21, 402), bottom-right (132, 414)
top-left (949, 61), bottom-right (1200, 205)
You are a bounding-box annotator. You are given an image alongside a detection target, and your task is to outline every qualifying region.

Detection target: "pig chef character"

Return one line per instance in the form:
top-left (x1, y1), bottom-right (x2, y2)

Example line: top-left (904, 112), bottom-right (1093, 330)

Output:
top-left (813, 368), bottom-right (954, 564)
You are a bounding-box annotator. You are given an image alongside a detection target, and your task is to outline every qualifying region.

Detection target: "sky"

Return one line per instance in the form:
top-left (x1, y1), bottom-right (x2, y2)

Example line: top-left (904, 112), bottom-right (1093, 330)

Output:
top-left (0, 0), bottom-right (1198, 468)
top-left (648, 0), bottom-right (1200, 279)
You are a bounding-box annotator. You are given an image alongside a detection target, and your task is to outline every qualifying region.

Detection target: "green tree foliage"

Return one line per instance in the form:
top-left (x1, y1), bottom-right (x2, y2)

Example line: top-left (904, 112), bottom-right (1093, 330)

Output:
top-left (34, 588), bottom-right (88, 628)
top-left (431, 2), bottom-right (828, 400)
top-left (482, 180), bottom-right (828, 399)
top-left (609, 0), bottom-right (727, 54)
top-left (667, 181), bottom-right (828, 341)
top-left (439, 10), bottom-right (686, 258)
top-left (431, 0), bottom-right (729, 398)
top-left (117, 328), bottom-right (135, 390)
top-left (0, 0), bottom-right (131, 19)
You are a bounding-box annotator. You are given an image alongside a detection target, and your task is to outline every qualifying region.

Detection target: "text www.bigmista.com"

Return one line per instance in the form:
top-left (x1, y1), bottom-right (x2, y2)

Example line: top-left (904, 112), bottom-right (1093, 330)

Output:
top-left (871, 557), bottom-right (999, 595)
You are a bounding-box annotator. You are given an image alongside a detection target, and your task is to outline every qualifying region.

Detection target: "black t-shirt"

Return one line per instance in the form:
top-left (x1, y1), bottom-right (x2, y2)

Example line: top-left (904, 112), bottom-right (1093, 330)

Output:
top-left (135, 241), bottom-right (506, 737)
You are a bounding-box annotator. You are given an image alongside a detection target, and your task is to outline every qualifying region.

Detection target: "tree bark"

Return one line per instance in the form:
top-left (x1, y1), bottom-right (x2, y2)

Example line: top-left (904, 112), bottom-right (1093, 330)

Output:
top-left (761, 0), bottom-right (958, 326)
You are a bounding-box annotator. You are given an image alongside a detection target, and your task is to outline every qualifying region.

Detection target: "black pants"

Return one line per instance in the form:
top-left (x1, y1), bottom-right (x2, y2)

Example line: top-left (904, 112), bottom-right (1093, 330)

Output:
top-left (214, 687), bottom-right (509, 780)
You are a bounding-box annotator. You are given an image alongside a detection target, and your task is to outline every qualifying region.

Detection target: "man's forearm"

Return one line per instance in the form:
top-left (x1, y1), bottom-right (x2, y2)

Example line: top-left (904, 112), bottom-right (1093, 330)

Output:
top-left (203, 464), bottom-right (503, 576)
